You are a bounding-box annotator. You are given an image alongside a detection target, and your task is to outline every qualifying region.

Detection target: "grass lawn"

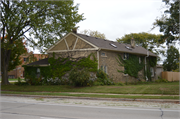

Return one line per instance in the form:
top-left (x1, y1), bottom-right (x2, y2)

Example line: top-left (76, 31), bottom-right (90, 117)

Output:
top-left (1, 82), bottom-right (179, 95)
top-left (1, 91), bottom-right (179, 100)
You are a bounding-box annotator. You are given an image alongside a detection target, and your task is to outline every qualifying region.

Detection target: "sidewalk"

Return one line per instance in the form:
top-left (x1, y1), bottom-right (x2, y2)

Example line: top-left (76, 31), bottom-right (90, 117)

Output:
top-left (1, 92), bottom-right (179, 104)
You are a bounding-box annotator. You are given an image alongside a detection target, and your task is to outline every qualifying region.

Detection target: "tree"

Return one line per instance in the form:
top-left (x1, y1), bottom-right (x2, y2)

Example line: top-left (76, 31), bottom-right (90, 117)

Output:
top-left (152, 0), bottom-right (179, 45)
top-left (116, 32), bottom-right (164, 59)
top-left (163, 46), bottom-right (179, 71)
top-left (1, 35), bottom-right (27, 72)
top-left (1, 0), bottom-right (84, 85)
top-left (81, 29), bottom-right (106, 39)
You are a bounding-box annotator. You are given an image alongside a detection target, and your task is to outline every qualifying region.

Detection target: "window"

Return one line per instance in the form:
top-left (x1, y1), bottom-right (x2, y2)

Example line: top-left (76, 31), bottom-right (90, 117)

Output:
top-left (123, 67), bottom-right (128, 76)
top-left (123, 53), bottom-right (129, 60)
top-left (150, 67), bottom-right (154, 77)
top-left (8, 75), bottom-right (15, 79)
top-left (101, 65), bottom-right (107, 74)
top-left (101, 52), bottom-right (106, 56)
top-left (24, 58), bottom-right (29, 62)
top-left (139, 57), bottom-right (141, 63)
top-left (37, 68), bottom-right (40, 78)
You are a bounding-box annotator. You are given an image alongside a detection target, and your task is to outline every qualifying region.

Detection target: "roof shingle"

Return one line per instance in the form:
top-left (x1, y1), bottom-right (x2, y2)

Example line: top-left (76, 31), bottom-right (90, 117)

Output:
top-left (75, 33), bottom-right (157, 57)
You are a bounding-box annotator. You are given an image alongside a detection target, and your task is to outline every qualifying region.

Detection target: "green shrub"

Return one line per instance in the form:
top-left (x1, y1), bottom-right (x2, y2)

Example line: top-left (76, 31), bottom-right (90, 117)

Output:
top-left (69, 67), bottom-right (94, 86)
top-left (155, 78), bottom-right (169, 83)
top-left (116, 82), bottom-right (124, 86)
top-left (96, 69), bottom-right (114, 85)
top-left (14, 78), bottom-right (29, 86)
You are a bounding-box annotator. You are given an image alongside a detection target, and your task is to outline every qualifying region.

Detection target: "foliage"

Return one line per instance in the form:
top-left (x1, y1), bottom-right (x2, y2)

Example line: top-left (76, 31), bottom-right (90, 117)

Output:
top-left (48, 53), bottom-right (98, 80)
top-left (173, 59), bottom-right (179, 72)
top-left (96, 69), bottom-right (114, 85)
top-left (149, 57), bottom-right (157, 67)
top-left (1, 0), bottom-right (84, 85)
top-left (116, 32), bottom-right (164, 63)
top-left (23, 53), bottom-right (98, 86)
top-left (117, 54), bottom-right (144, 78)
top-left (14, 78), bottom-right (29, 86)
top-left (116, 32), bottom-right (162, 50)
top-left (144, 63), bottom-right (152, 81)
top-left (152, 0), bottom-right (179, 45)
top-left (163, 46), bottom-right (179, 71)
top-left (143, 56), bottom-right (157, 81)
top-left (155, 78), bottom-right (169, 83)
top-left (69, 67), bottom-right (94, 87)
top-left (81, 29), bottom-right (106, 39)
top-left (116, 82), bottom-right (125, 86)
top-left (1, 36), bottom-right (27, 71)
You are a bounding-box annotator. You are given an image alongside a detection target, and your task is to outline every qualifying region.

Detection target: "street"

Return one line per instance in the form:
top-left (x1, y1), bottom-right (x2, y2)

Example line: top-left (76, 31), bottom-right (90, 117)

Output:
top-left (1, 96), bottom-right (179, 119)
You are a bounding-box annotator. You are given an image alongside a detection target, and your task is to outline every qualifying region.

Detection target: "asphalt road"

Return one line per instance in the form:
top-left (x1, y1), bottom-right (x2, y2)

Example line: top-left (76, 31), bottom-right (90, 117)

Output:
top-left (1, 101), bottom-right (179, 119)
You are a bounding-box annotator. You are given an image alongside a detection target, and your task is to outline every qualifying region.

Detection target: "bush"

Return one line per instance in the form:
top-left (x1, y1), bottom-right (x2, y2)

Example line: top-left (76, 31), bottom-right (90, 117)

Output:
top-left (14, 78), bottom-right (29, 86)
top-left (116, 82), bottom-right (124, 86)
top-left (155, 78), bottom-right (169, 83)
top-left (96, 69), bottom-right (114, 85)
top-left (69, 67), bottom-right (94, 86)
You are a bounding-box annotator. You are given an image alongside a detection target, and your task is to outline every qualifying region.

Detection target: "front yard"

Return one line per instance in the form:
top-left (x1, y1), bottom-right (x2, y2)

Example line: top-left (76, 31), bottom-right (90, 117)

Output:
top-left (1, 82), bottom-right (179, 95)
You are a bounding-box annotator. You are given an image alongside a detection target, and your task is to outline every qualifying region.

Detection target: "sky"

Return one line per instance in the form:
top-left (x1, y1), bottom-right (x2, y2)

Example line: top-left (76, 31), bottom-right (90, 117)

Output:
top-left (74, 0), bottom-right (165, 41)
top-left (32, 0), bottom-right (179, 64)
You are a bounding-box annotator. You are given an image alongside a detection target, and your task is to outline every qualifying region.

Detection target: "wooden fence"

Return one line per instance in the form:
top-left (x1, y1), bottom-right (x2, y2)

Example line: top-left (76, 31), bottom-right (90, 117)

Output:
top-left (161, 71), bottom-right (180, 81)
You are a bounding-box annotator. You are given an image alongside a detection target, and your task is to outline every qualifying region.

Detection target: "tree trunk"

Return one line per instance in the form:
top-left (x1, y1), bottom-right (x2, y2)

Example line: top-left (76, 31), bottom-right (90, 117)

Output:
top-left (1, 48), bottom-right (11, 85)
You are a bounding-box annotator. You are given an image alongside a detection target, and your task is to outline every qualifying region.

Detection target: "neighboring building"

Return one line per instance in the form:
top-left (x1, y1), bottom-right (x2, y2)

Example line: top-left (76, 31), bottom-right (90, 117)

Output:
top-left (0, 52), bottom-right (48, 79)
top-left (155, 65), bottom-right (164, 79)
top-left (26, 29), bottom-right (158, 82)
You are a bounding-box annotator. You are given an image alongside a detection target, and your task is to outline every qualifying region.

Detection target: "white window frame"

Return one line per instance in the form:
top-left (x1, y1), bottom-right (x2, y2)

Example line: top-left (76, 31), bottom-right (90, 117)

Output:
top-left (100, 65), bottom-right (108, 74)
top-left (101, 52), bottom-right (107, 57)
top-left (139, 57), bottom-right (141, 63)
top-left (123, 53), bottom-right (129, 60)
top-left (123, 67), bottom-right (128, 76)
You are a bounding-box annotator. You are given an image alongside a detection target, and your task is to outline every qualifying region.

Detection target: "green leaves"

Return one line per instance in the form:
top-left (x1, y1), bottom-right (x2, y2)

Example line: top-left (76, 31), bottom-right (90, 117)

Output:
top-left (81, 29), bottom-right (106, 39)
top-left (116, 32), bottom-right (162, 50)
top-left (1, 0), bottom-right (85, 52)
top-left (153, 0), bottom-right (179, 45)
top-left (117, 54), bottom-right (144, 78)
top-left (163, 46), bottom-right (179, 71)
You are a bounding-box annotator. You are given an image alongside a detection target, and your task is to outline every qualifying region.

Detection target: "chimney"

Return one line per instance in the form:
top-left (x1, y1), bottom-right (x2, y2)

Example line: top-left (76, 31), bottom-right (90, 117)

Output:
top-left (131, 37), bottom-right (135, 48)
top-left (72, 28), bottom-right (77, 34)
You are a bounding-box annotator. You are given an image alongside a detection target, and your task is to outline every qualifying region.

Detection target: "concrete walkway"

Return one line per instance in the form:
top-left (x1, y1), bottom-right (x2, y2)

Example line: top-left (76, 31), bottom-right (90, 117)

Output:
top-left (1, 92), bottom-right (179, 104)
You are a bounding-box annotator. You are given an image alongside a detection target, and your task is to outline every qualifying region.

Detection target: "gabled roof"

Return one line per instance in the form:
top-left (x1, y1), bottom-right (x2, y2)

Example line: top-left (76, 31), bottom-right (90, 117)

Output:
top-left (26, 58), bottom-right (49, 66)
top-left (46, 31), bottom-right (157, 57)
top-left (75, 33), bottom-right (157, 57)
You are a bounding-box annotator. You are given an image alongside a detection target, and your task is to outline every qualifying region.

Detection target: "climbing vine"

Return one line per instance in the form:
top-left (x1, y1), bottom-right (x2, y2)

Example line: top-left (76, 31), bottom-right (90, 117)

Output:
top-left (149, 56), bottom-right (157, 67)
top-left (144, 56), bottom-right (157, 81)
top-left (23, 52), bottom-right (98, 85)
top-left (116, 54), bottom-right (144, 78)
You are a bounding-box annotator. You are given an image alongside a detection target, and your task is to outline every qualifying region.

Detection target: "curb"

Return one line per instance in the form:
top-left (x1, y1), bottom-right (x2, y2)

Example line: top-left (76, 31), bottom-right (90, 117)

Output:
top-left (1, 94), bottom-right (179, 104)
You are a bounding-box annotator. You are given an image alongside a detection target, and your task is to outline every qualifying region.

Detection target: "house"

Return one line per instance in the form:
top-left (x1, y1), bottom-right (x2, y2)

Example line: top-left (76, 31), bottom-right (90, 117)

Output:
top-left (0, 52), bottom-right (48, 79)
top-left (26, 29), bottom-right (157, 82)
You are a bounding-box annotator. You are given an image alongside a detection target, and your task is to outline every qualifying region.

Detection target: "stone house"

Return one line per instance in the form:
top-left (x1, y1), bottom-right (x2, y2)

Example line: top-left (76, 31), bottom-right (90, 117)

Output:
top-left (26, 30), bottom-right (157, 82)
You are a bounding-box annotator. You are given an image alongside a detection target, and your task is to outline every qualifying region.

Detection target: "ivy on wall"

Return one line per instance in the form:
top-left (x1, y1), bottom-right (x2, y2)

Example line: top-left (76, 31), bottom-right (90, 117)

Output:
top-left (23, 52), bottom-right (98, 85)
top-left (144, 56), bottom-right (157, 81)
top-left (116, 54), bottom-right (144, 78)
top-left (149, 56), bottom-right (157, 67)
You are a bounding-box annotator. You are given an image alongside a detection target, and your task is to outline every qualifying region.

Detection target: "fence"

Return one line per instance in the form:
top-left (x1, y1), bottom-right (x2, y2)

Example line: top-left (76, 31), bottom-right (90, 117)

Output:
top-left (161, 71), bottom-right (180, 81)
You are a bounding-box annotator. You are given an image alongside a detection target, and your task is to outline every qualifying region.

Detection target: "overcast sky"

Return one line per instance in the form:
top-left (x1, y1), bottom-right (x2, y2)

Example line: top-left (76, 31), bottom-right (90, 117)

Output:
top-left (74, 0), bottom-right (165, 41)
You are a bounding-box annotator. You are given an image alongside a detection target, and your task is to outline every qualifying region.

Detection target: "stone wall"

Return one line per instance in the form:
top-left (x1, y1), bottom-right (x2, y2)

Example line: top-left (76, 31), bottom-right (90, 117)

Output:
top-left (99, 50), bottom-right (145, 83)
